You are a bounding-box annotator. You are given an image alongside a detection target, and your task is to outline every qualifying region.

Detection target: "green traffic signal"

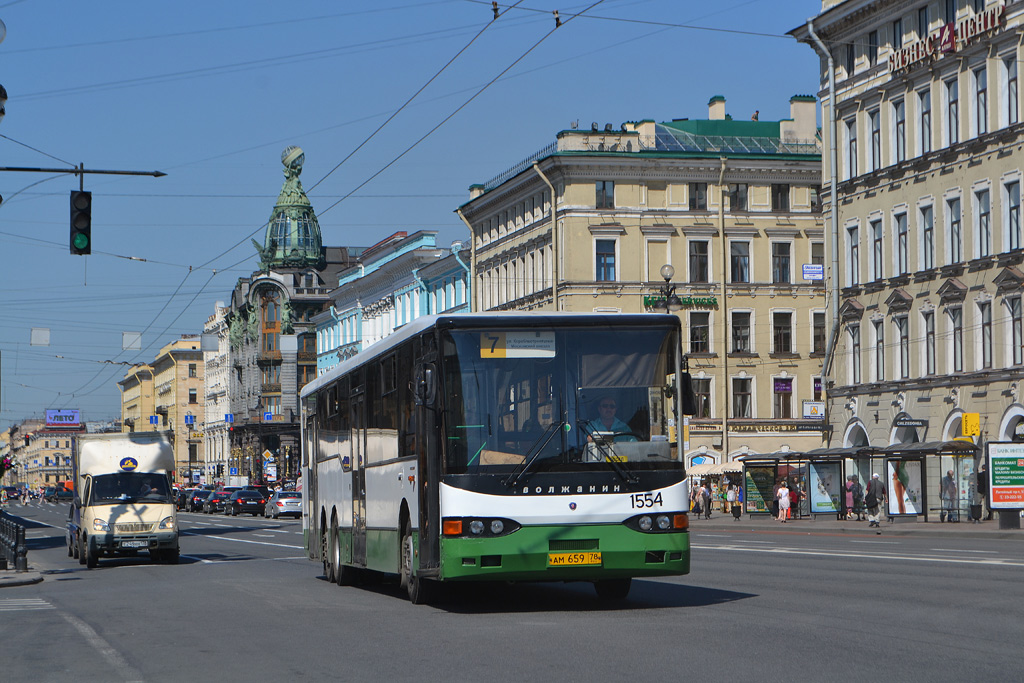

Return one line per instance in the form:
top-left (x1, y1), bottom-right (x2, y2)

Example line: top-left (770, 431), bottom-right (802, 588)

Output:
top-left (70, 190), bottom-right (92, 255)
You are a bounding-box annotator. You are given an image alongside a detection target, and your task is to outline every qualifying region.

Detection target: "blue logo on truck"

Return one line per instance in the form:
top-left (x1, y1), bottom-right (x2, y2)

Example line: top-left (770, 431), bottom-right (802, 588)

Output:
top-left (120, 457), bottom-right (139, 472)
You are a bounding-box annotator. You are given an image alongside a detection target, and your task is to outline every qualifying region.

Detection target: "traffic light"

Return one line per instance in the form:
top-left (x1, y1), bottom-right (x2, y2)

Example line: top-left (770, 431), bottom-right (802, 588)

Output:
top-left (217, 464), bottom-right (224, 477)
top-left (70, 190), bottom-right (92, 255)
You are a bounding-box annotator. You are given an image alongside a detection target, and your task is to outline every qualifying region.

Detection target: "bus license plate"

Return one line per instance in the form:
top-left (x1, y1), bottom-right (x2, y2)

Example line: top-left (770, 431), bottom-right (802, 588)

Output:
top-left (121, 540), bottom-right (147, 548)
top-left (548, 552), bottom-right (601, 566)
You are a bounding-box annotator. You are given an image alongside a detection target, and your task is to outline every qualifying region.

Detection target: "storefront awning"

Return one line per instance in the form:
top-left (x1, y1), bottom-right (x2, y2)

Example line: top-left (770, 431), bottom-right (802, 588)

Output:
top-left (881, 440), bottom-right (978, 457)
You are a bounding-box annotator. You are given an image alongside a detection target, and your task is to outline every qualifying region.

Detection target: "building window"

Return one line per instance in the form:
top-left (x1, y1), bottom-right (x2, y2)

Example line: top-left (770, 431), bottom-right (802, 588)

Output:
top-left (945, 0), bottom-right (957, 22)
top-left (811, 185), bottom-right (822, 213)
top-left (980, 301), bottom-right (992, 369)
top-left (731, 241), bottom-right (750, 283)
top-left (919, 89), bottom-right (932, 155)
top-left (772, 243), bottom-right (791, 284)
top-left (918, 5), bottom-right (929, 39)
top-left (974, 66), bottom-right (988, 136)
top-left (728, 183), bottom-right (748, 211)
top-left (595, 240), bottom-right (616, 281)
top-left (733, 378), bottom-right (752, 418)
top-left (893, 17), bottom-right (903, 49)
top-left (773, 312), bottom-right (793, 354)
top-left (690, 312), bottom-right (710, 354)
top-left (950, 308), bottom-right (963, 373)
top-left (846, 42), bottom-right (855, 75)
top-left (921, 205), bottom-right (934, 270)
top-left (870, 109), bottom-right (881, 171)
top-left (689, 182), bottom-right (707, 210)
top-left (924, 311), bottom-right (936, 375)
top-left (848, 225), bottom-right (860, 286)
top-left (693, 378), bottom-right (712, 418)
top-left (689, 241), bottom-right (709, 283)
top-left (813, 312), bottom-right (826, 354)
top-left (732, 312), bottom-right (751, 353)
top-left (850, 324), bottom-right (862, 384)
top-left (977, 188), bottom-right (991, 258)
top-left (1007, 180), bottom-right (1021, 251)
top-left (871, 219), bottom-right (884, 280)
top-left (947, 79), bottom-right (959, 145)
top-left (846, 118), bottom-right (858, 179)
top-left (773, 378), bottom-right (793, 419)
top-left (596, 181), bottom-right (614, 209)
top-left (771, 183), bottom-right (790, 212)
top-left (896, 316), bottom-right (910, 378)
top-left (867, 30), bottom-right (878, 66)
top-left (812, 242), bottom-right (825, 267)
top-left (895, 212), bottom-right (909, 275)
top-left (189, 388), bottom-right (198, 404)
top-left (813, 376), bottom-right (823, 401)
top-left (948, 197), bottom-right (963, 263)
top-left (971, 0), bottom-right (984, 12)
top-left (1010, 297), bottom-right (1023, 366)
top-left (874, 320), bottom-right (886, 381)
top-left (188, 363), bottom-right (197, 378)
top-left (1007, 57), bottom-right (1019, 126)
top-left (894, 100), bottom-right (906, 164)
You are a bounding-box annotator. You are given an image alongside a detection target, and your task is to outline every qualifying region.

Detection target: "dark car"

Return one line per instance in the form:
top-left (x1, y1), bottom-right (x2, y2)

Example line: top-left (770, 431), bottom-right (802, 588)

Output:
top-left (2, 485), bottom-right (20, 502)
top-left (202, 491), bottom-right (231, 514)
top-left (188, 489), bottom-right (212, 512)
top-left (176, 488), bottom-right (197, 511)
top-left (264, 491), bottom-right (302, 519)
top-left (50, 488), bottom-right (74, 504)
top-left (226, 490), bottom-right (265, 516)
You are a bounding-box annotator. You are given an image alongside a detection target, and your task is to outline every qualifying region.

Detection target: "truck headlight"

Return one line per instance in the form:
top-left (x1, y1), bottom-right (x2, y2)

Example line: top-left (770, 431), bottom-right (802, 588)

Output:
top-left (158, 516), bottom-right (175, 530)
top-left (92, 519), bottom-right (110, 532)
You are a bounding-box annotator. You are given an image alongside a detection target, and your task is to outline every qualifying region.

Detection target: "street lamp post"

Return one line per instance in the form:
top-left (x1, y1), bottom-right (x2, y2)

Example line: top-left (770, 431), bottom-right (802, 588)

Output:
top-left (654, 264), bottom-right (682, 313)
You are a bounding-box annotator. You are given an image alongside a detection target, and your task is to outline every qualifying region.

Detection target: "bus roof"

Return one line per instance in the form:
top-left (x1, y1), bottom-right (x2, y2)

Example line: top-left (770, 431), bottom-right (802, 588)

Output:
top-left (301, 312), bottom-right (680, 399)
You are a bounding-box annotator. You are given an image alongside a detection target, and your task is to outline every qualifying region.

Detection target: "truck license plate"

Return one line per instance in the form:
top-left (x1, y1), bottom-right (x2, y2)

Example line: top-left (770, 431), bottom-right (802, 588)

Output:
top-left (548, 552), bottom-right (602, 566)
top-left (121, 540), bottom-right (147, 548)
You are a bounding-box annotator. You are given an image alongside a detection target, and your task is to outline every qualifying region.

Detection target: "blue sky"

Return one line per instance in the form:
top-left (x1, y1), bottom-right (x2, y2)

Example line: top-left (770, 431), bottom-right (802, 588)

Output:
top-left (0, 0), bottom-right (820, 428)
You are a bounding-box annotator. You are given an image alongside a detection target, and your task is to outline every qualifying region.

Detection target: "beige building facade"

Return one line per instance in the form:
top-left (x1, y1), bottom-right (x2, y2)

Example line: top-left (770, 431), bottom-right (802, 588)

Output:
top-left (458, 97), bottom-right (826, 468)
top-left (792, 0), bottom-right (1024, 518)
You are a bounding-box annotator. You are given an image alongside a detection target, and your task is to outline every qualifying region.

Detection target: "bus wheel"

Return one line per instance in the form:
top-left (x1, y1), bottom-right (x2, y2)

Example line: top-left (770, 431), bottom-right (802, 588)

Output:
top-left (402, 525), bottom-right (432, 604)
top-left (323, 522), bottom-right (337, 583)
top-left (594, 578), bottom-right (631, 600)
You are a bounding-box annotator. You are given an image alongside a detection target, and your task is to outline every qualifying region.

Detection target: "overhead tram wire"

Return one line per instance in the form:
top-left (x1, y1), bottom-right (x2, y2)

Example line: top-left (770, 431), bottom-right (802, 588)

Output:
top-left (306, 0), bottom-right (528, 194)
top-left (316, 0), bottom-right (608, 220)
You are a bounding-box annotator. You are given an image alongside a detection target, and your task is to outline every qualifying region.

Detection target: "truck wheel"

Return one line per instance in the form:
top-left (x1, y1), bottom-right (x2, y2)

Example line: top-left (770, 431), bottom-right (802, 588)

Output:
top-left (166, 547), bottom-right (180, 564)
top-left (67, 535), bottom-right (74, 557)
top-left (77, 535), bottom-right (86, 565)
top-left (85, 538), bottom-right (98, 569)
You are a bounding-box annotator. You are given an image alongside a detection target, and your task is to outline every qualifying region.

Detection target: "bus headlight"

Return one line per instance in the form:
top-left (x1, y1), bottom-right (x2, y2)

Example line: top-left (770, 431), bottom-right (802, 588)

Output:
top-left (442, 517), bottom-right (521, 537)
top-left (656, 515), bottom-right (671, 530)
top-left (490, 520), bottom-right (504, 534)
top-left (158, 516), bottom-right (175, 530)
top-left (92, 518), bottom-right (110, 532)
top-left (624, 512), bottom-right (688, 533)
top-left (469, 520), bottom-right (485, 535)
top-left (638, 515), bottom-right (653, 531)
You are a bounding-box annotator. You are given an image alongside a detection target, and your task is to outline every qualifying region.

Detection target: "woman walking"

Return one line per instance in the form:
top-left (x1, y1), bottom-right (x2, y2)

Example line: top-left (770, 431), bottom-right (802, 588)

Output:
top-left (777, 481), bottom-right (791, 523)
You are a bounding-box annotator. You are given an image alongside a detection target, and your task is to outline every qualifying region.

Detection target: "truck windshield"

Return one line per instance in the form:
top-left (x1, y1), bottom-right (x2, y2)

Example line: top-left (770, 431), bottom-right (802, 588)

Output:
top-left (441, 325), bottom-right (679, 476)
top-left (89, 473), bottom-right (172, 505)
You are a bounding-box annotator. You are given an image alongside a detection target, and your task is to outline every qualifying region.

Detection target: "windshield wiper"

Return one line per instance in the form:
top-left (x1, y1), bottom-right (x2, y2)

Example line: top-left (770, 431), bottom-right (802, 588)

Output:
top-left (503, 421), bottom-right (565, 488)
top-left (576, 421), bottom-right (637, 484)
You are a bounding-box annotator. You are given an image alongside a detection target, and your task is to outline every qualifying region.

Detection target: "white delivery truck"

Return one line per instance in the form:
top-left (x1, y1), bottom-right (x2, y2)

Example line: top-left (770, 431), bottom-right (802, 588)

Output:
top-left (68, 431), bottom-right (179, 568)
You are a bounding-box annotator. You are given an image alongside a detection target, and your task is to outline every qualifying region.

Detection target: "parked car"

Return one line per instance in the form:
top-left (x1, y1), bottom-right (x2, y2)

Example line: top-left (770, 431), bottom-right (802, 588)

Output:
top-left (2, 485), bottom-right (20, 503)
top-left (49, 488), bottom-right (74, 504)
top-left (264, 491), bottom-right (302, 519)
top-left (226, 490), bottom-right (265, 516)
top-left (245, 485), bottom-right (271, 499)
top-left (188, 489), bottom-right (211, 512)
top-left (202, 491), bottom-right (232, 514)
top-left (176, 488), bottom-right (196, 511)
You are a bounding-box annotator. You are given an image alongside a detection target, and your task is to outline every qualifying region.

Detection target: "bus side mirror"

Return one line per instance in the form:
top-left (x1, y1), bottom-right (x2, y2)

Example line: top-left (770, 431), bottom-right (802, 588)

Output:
top-left (678, 372), bottom-right (698, 416)
top-left (414, 364), bottom-right (437, 406)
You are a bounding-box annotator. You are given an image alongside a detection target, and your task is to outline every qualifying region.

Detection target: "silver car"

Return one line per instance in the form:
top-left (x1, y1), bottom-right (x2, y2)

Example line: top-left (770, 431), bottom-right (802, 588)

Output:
top-left (264, 491), bottom-right (302, 519)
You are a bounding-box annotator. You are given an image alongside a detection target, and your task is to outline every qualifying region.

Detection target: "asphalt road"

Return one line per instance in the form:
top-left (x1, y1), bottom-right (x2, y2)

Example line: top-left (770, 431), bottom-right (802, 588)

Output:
top-left (3, 500), bottom-right (1022, 682)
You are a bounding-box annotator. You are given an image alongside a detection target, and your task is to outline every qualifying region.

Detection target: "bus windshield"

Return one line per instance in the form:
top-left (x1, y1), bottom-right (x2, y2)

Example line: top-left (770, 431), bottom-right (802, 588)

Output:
top-left (441, 325), bottom-right (678, 476)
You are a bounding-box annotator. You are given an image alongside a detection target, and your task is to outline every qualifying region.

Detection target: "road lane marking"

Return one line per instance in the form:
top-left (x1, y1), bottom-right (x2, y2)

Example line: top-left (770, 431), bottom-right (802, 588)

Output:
top-left (180, 530), bottom-right (302, 549)
top-left (0, 598), bottom-right (54, 611)
top-left (63, 613), bottom-right (144, 683)
top-left (850, 540), bottom-right (899, 544)
top-left (930, 548), bottom-right (998, 553)
top-left (691, 543), bottom-right (1024, 567)
top-left (253, 534), bottom-right (276, 538)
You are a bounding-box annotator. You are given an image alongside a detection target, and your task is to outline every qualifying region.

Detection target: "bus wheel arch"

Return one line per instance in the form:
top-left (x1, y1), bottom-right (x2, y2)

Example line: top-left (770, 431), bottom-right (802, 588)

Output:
top-left (398, 502), bottom-right (411, 591)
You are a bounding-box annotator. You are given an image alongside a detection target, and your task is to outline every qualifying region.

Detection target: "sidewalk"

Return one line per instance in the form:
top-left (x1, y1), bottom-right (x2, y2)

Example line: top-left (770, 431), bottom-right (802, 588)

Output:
top-left (689, 509), bottom-right (1024, 540)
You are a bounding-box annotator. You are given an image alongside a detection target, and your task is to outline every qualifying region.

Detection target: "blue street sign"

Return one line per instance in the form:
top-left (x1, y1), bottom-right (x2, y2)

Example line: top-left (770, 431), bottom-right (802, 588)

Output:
top-left (184, 414), bottom-right (195, 425)
top-left (225, 413), bottom-right (234, 423)
top-left (264, 412), bottom-right (273, 421)
top-left (802, 263), bottom-right (825, 281)
top-left (229, 467), bottom-right (238, 476)
top-left (149, 415), bottom-right (159, 425)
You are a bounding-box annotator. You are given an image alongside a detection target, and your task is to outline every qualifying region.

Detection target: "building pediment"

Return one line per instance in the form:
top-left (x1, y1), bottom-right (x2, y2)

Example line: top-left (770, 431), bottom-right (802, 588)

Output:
top-left (839, 298), bottom-right (864, 321)
top-left (884, 288), bottom-right (913, 312)
top-left (992, 266), bottom-right (1024, 293)
top-left (936, 277), bottom-right (967, 304)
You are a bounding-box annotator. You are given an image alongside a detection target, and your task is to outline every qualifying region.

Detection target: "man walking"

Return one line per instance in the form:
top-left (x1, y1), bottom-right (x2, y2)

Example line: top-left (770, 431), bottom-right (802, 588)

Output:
top-left (865, 473), bottom-right (886, 532)
top-left (940, 470), bottom-right (958, 522)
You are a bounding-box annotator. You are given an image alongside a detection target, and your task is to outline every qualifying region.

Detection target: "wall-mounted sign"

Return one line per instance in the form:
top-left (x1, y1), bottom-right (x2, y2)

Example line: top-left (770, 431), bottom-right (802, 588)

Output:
top-left (889, 4), bottom-right (1005, 74)
top-left (962, 412), bottom-right (980, 437)
top-left (894, 417), bottom-right (927, 429)
top-left (987, 442), bottom-right (1024, 509)
top-left (643, 295), bottom-right (719, 309)
top-left (803, 401), bottom-right (826, 419)
top-left (45, 409), bottom-right (80, 428)
top-left (802, 264), bottom-right (824, 281)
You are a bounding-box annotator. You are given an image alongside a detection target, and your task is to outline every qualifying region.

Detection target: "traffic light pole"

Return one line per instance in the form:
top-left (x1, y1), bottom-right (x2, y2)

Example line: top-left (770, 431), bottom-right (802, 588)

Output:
top-left (0, 165), bottom-right (166, 179)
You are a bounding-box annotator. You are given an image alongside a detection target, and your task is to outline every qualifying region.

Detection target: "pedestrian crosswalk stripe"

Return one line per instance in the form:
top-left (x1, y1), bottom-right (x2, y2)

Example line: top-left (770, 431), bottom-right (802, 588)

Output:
top-left (0, 598), bottom-right (54, 611)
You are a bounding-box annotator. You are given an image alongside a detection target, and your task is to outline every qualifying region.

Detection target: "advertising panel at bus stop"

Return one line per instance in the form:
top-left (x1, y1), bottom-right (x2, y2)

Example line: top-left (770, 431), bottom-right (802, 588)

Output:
top-left (987, 442), bottom-right (1024, 509)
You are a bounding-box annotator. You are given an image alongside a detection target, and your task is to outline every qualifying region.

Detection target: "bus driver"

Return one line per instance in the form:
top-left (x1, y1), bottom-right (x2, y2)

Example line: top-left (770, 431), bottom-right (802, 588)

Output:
top-left (586, 397), bottom-right (638, 442)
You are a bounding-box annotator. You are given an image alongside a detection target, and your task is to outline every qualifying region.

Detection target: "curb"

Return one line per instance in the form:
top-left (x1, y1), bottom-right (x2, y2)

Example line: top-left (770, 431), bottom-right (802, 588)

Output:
top-left (0, 571), bottom-right (44, 588)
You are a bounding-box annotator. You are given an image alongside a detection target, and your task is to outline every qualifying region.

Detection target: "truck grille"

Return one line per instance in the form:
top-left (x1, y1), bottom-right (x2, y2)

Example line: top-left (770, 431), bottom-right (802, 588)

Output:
top-left (115, 523), bottom-right (153, 533)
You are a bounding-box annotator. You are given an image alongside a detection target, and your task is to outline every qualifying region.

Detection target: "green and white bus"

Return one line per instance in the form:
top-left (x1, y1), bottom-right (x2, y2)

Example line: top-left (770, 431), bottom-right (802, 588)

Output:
top-left (301, 312), bottom-right (692, 602)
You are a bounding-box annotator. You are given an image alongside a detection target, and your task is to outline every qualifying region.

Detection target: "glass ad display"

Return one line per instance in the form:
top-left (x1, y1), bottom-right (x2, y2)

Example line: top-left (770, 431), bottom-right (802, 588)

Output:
top-left (987, 442), bottom-right (1024, 509)
top-left (887, 459), bottom-right (923, 515)
top-left (809, 462), bottom-right (840, 513)
top-left (745, 466), bottom-right (775, 513)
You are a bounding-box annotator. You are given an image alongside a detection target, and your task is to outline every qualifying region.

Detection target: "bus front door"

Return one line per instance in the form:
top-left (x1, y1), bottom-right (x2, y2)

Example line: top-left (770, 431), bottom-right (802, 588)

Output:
top-left (351, 392), bottom-right (367, 566)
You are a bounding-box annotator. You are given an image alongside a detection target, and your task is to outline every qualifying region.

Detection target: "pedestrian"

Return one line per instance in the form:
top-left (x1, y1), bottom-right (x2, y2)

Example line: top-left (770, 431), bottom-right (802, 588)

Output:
top-left (940, 469), bottom-right (958, 523)
top-left (776, 480), bottom-right (790, 523)
top-left (700, 482), bottom-right (712, 520)
top-left (977, 463), bottom-right (990, 520)
top-left (865, 473), bottom-right (885, 532)
top-left (726, 485), bottom-right (737, 518)
top-left (851, 474), bottom-right (865, 521)
top-left (732, 485), bottom-right (743, 520)
top-left (845, 476), bottom-right (855, 520)
top-left (690, 483), bottom-right (702, 517)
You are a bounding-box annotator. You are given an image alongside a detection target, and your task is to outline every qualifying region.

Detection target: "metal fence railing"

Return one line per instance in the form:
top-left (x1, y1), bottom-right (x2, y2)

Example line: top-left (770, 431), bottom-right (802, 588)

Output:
top-left (0, 509), bottom-right (29, 572)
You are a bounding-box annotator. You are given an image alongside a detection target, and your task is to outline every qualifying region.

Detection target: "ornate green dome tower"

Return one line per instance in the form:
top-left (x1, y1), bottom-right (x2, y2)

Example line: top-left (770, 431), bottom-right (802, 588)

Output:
top-left (253, 146), bottom-right (325, 270)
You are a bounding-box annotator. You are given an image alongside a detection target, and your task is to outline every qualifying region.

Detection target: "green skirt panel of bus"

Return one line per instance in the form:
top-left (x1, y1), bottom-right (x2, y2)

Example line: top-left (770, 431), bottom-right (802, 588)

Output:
top-left (437, 524), bottom-right (689, 581)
